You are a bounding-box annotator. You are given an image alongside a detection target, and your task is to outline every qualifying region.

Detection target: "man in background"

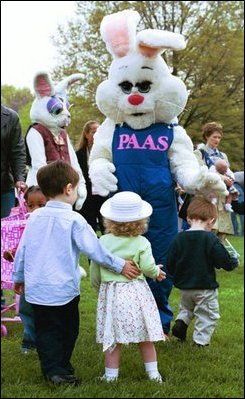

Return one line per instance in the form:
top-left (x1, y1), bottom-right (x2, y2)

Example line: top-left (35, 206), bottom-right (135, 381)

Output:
top-left (1, 104), bottom-right (27, 217)
top-left (1, 104), bottom-right (27, 307)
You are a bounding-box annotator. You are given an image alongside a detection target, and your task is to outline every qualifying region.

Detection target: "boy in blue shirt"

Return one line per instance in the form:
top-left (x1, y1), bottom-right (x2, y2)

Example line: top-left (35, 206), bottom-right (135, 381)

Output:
top-left (13, 160), bottom-right (139, 386)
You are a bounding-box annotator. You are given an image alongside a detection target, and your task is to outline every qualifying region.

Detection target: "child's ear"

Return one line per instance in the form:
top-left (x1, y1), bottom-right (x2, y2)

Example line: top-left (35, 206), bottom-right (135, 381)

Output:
top-left (64, 183), bottom-right (73, 195)
top-left (208, 217), bottom-right (216, 226)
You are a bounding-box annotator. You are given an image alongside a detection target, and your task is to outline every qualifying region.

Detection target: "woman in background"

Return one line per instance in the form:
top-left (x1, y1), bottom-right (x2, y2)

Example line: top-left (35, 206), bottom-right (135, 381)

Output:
top-left (194, 122), bottom-right (234, 242)
top-left (76, 121), bottom-right (106, 234)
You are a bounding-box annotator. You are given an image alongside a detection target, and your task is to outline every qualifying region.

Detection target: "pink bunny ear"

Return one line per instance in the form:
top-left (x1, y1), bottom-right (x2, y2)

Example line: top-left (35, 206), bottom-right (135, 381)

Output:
top-left (33, 72), bottom-right (54, 98)
top-left (100, 10), bottom-right (140, 58)
top-left (137, 30), bottom-right (186, 58)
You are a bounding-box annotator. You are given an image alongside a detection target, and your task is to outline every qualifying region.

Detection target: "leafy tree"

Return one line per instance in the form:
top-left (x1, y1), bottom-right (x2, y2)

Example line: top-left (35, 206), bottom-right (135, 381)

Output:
top-left (1, 85), bottom-right (34, 113)
top-left (68, 97), bottom-right (103, 149)
top-left (1, 85), bottom-right (34, 137)
top-left (18, 101), bottom-right (33, 135)
top-left (52, 1), bottom-right (244, 169)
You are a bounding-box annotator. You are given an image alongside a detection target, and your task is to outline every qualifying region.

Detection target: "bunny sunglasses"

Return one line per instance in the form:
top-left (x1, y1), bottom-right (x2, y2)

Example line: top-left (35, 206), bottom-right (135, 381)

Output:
top-left (47, 96), bottom-right (73, 115)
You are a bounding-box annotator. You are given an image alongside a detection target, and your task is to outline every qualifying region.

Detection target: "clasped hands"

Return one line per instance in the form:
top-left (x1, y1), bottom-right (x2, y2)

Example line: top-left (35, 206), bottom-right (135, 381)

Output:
top-left (121, 261), bottom-right (166, 281)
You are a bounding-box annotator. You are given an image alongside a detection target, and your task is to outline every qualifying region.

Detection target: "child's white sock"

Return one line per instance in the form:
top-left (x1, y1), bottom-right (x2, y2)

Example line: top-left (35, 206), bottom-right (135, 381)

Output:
top-left (79, 266), bottom-right (87, 278)
top-left (103, 367), bottom-right (119, 381)
top-left (144, 361), bottom-right (162, 382)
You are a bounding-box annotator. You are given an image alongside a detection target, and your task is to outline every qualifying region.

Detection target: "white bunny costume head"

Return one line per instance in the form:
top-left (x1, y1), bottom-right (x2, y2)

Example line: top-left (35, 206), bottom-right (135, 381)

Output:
top-left (96, 10), bottom-right (188, 130)
top-left (30, 72), bottom-right (83, 136)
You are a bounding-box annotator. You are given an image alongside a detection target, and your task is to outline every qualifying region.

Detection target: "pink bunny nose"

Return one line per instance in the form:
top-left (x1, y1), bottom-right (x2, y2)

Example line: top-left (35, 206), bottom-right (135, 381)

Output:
top-left (128, 94), bottom-right (144, 106)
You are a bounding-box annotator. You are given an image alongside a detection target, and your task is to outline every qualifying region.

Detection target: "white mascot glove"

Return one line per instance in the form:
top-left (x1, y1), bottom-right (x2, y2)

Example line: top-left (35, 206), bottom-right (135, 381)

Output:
top-left (75, 182), bottom-right (87, 211)
top-left (195, 166), bottom-right (228, 198)
top-left (89, 158), bottom-right (118, 197)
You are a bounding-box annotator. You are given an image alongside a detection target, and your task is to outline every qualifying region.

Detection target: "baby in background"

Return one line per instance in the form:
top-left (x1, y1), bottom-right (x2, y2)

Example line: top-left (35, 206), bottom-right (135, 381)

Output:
top-left (210, 159), bottom-right (239, 212)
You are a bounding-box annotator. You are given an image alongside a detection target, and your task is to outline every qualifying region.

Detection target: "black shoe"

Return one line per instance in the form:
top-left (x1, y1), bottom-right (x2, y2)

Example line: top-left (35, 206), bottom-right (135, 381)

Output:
top-left (45, 374), bottom-right (80, 386)
top-left (172, 319), bottom-right (188, 341)
top-left (194, 342), bottom-right (209, 347)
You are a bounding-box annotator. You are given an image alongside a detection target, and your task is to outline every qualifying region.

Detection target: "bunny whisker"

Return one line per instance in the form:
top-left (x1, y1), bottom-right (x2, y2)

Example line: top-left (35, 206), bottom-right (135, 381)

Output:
top-left (158, 99), bottom-right (191, 113)
top-left (152, 109), bottom-right (156, 125)
top-left (115, 108), bottom-right (122, 125)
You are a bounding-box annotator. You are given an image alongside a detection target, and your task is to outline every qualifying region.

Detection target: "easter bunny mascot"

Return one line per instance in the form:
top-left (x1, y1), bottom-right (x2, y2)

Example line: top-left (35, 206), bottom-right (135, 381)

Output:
top-left (89, 10), bottom-right (227, 334)
top-left (25, 72), bottom-right (87, 210)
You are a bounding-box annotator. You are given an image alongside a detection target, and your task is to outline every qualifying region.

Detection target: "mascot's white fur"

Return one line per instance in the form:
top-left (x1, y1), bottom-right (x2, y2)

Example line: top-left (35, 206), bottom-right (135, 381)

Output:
top-left (88, 9), bottom-right (227, 333)
top-left (26, 72), bottom-right (87, 210)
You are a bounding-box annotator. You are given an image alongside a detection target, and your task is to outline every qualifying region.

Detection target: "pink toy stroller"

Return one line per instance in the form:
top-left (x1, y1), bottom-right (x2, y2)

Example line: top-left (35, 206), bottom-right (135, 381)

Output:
top-left (1, 194), bottom-right (27, 337)
top-left (1, 275), bottom-right (22, 337)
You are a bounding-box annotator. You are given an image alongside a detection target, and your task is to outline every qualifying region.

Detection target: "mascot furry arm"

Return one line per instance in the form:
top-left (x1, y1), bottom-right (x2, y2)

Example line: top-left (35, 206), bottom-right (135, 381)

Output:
top-left (26, 72), bottom-right (87, 210)
top-left (89, 9), bottom-right (227, 198)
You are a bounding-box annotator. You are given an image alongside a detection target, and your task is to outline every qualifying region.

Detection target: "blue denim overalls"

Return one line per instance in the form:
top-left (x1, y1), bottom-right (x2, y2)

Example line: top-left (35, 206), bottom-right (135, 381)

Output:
top-left (112, 122), bottom-right (178, 333)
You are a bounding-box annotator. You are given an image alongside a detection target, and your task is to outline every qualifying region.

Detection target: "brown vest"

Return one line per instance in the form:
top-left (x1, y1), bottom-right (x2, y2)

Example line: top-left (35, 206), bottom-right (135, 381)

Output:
top-left (28, 124), bottom-right (71, 165)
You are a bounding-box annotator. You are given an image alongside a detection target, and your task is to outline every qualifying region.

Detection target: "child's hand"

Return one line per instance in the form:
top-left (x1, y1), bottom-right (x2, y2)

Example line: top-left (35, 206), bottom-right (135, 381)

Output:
top-left (13, 283), bottom-right (24, 295)
top-left (121, 260), bottom-right (140, 279)
top-left (156, 265), bottom-right (166, 281)
top-left (3, 250), bottom-right (15, 262)
top-left (175, 184), bottom-right (185, 196)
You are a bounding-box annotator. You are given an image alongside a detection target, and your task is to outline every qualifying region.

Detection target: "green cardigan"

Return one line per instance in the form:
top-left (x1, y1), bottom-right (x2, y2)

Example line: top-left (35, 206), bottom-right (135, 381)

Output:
top-left (90, 234), bottom-right (160, 289)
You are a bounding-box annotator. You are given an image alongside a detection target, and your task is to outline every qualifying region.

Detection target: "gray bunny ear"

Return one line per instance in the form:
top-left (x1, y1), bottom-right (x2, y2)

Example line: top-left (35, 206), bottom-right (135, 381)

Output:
top-left (55, 73), bottom-right (83, 97)
top-left (137, 30), bottom-right (186, 57)
top-left (34, 72), bottom-right (55, 98)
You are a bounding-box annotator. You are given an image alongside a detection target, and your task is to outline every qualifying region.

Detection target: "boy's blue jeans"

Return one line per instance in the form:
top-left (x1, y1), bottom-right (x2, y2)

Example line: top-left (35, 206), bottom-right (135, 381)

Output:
top-left (19, 294), bottom-right (36, 349)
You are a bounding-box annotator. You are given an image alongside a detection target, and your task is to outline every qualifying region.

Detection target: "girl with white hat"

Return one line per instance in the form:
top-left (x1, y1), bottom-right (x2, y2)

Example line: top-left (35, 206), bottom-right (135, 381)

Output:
top-left (90, 191), bottom-right (166, 383)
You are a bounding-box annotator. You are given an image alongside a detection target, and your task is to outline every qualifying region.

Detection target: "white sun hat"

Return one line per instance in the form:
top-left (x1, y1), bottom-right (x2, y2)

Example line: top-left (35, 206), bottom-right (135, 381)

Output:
top-left (100, 191), bottom-right (152, 222)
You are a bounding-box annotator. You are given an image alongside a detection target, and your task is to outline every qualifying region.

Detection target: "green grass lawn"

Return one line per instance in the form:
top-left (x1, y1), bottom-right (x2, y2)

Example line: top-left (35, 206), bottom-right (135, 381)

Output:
top-left (1, 235), bottom-right (244, 398)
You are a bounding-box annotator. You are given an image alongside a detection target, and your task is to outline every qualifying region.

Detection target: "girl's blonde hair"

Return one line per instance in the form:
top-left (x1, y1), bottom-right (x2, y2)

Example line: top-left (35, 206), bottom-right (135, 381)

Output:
top-left (103, 218), bottom-right (149, 236)
top-left (77, 120), bottom-right (99, 150)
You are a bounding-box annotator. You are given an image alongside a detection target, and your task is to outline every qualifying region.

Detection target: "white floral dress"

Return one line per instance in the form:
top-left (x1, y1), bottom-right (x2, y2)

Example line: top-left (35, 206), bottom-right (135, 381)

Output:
top-left (96, 279), bottom-right (165, 352)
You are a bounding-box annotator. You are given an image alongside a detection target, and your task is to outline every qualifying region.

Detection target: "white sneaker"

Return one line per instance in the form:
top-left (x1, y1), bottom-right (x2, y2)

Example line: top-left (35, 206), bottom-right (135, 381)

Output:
top-left (148, 372), bottom-right (163, 383)
top-left (99, 374), bottom-right (118, 382)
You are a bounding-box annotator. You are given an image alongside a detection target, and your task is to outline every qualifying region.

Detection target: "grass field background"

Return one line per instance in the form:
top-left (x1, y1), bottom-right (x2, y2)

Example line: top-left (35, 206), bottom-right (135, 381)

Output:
top-left (1, 235), bottom-right (244, 398)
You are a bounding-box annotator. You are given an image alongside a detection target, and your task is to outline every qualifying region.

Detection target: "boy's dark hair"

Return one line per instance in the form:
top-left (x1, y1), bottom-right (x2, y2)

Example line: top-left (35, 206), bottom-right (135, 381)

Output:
top-left (24, 185), bottom-right (43, 200)
top-left (187, 197), bottom-right (217, 222)
top-left (37, 160), bottom-right (79, 198)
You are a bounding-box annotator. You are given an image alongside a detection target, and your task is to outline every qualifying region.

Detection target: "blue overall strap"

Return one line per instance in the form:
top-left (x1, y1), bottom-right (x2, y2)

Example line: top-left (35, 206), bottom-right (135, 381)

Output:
top-left (200, 148), bottom-right (224, 169)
